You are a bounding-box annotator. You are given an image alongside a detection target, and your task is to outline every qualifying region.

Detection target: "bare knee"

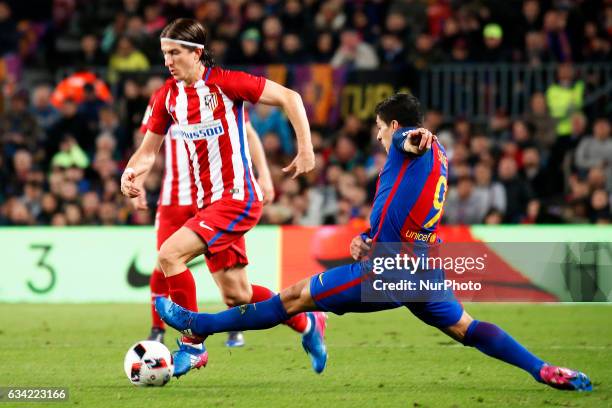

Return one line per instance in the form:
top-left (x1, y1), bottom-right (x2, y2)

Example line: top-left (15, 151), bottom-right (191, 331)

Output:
top-left (281, 279), bottom-right (315, 315)
top-left (442, 311), bottom-right (474, 343)
top-left (222, 288), bottom-right (252, 307)
top-left (158, 243), bottom-right (185, 277)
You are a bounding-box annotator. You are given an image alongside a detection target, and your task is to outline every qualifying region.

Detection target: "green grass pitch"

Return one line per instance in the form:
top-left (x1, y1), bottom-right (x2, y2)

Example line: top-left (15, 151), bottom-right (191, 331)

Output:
top-left (0, 303), bottom-right (610, 407)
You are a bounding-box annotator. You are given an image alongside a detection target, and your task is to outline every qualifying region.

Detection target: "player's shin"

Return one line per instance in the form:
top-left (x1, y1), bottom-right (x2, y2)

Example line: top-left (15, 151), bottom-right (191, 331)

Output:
top-left (166, 269), bottom-right (203, 342)
top-left (150, 268), bottom-right (169, 329)
top-left (463, 320), bottom-right (545, 381)
top-left (193, 295), bottom-right (289, 335)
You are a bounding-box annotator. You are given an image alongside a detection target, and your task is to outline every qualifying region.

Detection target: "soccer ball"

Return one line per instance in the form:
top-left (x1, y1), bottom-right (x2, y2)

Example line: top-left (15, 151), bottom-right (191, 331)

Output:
top-left (124, 340), bottom-right (174, 386)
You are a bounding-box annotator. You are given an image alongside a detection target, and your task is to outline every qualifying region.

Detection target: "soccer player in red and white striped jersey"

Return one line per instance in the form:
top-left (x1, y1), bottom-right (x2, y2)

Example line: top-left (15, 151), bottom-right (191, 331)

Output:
top-left (134, 88), bottom-right (275, 346)
top-left (121, 18), bottom-right (324, 377)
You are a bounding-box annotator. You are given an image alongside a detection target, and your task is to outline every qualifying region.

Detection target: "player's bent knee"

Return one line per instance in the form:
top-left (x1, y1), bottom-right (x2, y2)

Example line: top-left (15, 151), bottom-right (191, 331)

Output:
top-left (157, 243), bottom-right (184, 276)
top-left (443, 311), bottom-right (473, 343)
top-left (282, 279), bottom-right (314, 316)
top-left (223, 292), bottom-right (251, 308)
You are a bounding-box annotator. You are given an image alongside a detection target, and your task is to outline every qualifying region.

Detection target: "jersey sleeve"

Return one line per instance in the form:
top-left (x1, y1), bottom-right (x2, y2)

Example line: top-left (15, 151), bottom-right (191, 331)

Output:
top-left (391, 127), bottom-right (419, 154)
top-left (214, 67), bottom-right (266, 104)
top-left (392, 130), bottom-right (409, 153)
top-left (147, 85), bottom-right (173, 135)
top-left (139, 92), bottom-right (157, 134)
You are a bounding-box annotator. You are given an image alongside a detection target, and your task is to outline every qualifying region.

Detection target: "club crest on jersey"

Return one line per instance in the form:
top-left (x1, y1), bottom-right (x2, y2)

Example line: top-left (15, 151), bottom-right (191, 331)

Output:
top-left (175, 120), bottom-right (225, 140)
top-left (203, 93), bottom-right (218, 111)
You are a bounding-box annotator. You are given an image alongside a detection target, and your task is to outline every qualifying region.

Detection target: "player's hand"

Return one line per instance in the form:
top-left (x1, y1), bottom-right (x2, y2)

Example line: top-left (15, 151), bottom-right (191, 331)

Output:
top-left (350, 235), bottom-right (372, 260)
top-left (258, 176), bottom-right (275, 205)
top-left (283, 150), bottom-right (315, 179)
top-left (130, 190), bottom-right (148, 211)
top-left (121, 169), bottom-right (141, 198)
top-left (407, 128), bottom-right (437, 153)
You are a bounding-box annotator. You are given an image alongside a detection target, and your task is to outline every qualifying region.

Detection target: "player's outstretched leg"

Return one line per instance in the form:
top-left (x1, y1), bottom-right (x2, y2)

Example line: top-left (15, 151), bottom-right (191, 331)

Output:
top-left (156, 276), bottom-right (328, 373)
top-left (158, 227), bottom-right (209, 378)
top-left (438, 310), bottom-right (593, 391)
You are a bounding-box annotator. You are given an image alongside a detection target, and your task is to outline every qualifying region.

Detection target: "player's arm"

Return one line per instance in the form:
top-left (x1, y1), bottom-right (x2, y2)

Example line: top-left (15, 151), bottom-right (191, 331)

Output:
top-left (257, 79), bottom-right (314, 178)
top-left (246, 121), bottom-right (275, 205)
top-left (129, 135), bottom-right (162, 210)
top-left (121, 130), bottom-right (165, 198)
top-left (396, 128), bottom-right (437, 155)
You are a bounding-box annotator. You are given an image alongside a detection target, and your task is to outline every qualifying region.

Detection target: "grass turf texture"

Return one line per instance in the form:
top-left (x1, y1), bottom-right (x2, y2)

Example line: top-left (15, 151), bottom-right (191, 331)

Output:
top-left (0, 303), bottom-right (610, 408)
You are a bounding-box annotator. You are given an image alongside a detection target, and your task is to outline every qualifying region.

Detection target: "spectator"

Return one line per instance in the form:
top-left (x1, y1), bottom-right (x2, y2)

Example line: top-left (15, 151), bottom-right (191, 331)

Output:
top-left (473, 162), bottom-right (506, 214)
top-left (523, 31), bottom-right (553, 66)
top-left (78, 34), bottom-right (107, 69)
top-left (575, 118), bottom-right (612, 175)
top-left (249, 104), bottom-right (293, 155)
top-left (261, 16), bottom-right (282, 63)
top-left (281, 0), bottom-right (307, 34)
top-left (79, 83), bottom-right (108, 135)
top-left (30, 85), bottom-right (60, 132)
top-left (477, 23), bottom-right (512, 62)
top-left (542, 9), bottom-right (572, 62)
top-left (107, 36), bottom-right (150, 83)
top-left (518, 0), bottom-right (543, 33)
top-left (0, 91), bottom-right (44, 152)
top-left (444, 176), bottom-right (488, 224)
top-left (313, 31), bottom-right (337, 63)
top-left (483, 208), bottom-right (504, 225)
top-left (48, 99), bottom-right (94, 156)
top-left (331, 29), bottom-right (379, 69)
top-left (98, 106), bottom-right (128, 153)
top-left (315, 1), bottom-right (346, 32)
top-left (498, 157), bottom-right (533, 222)
top-left (143, 3), bottom-right (166, 35)
top-left (51, 135), bottom-right (89, 169)
top-left (589, 189), bottom-right (611, 223)
top-left (409, 33), bottom-right (445, 70)
top-left (101, 13), bottom-right (128, 54)
top-left (37, 193), bottom-right (59, 224)
top-left (546, 63), bottom-right (584, 138)
top-left (227, 28), bottom-right (266, 65)
top-left (0, 1), bottom-right (18, 56)
top-left (522, 147), bottom-right (549, 197)
top-left (280, 33), bottom-right (306, 64)
top-left (328, 135), bottom-right (363, 171)
top-left (377, 33), bottom-right (406, 69)
top-left (523, 92), bottom-right (556, 153)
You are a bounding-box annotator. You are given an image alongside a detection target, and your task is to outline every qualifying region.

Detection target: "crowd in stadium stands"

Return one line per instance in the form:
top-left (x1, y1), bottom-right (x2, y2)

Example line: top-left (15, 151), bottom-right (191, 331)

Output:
top-left (0, 0), bottom-right (611, 226)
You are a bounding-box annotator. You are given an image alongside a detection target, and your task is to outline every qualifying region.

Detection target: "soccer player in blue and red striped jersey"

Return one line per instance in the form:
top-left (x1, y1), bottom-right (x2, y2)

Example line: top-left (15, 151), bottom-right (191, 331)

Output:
top-left (156, 94), bottom-right (592, 391)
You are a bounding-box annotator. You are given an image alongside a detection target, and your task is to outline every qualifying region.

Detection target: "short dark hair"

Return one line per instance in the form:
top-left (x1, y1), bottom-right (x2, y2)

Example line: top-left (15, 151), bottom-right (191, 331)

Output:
top-left (374, 93), bottom-right (423, 127)
top-left (160, 18), bottom-right (215, 67)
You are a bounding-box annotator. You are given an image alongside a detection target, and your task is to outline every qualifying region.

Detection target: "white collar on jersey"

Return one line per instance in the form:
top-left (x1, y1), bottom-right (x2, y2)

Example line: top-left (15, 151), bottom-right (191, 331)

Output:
top-left (160, 37), bottom-right (205, 49)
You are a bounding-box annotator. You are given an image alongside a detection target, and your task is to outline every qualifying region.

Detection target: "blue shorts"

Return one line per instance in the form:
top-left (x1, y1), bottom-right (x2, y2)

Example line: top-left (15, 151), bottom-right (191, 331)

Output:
top-left (309, 262), bottom-right (464, 328)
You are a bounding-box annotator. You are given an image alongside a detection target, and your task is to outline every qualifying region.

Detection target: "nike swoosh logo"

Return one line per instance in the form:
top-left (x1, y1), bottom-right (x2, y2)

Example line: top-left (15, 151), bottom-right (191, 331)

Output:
top-left (199, 221), bottom-right (214, 231)
top-left (126, 256), bottom-right (206, 288)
